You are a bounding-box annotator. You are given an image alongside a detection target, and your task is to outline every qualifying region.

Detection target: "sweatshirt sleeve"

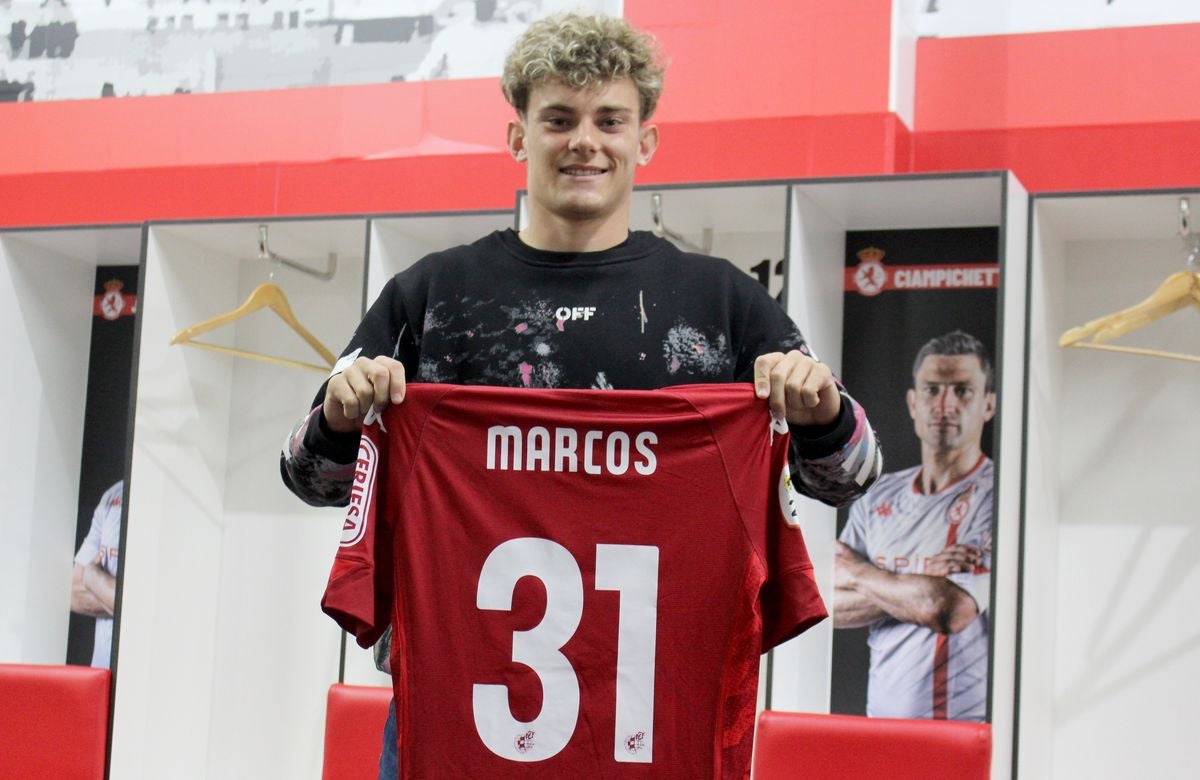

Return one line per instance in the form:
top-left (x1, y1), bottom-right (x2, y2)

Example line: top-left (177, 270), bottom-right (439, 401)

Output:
top-left (788, 391), bottom-right (882, 507)
top-left (280, 274), bottom-right (420, 507)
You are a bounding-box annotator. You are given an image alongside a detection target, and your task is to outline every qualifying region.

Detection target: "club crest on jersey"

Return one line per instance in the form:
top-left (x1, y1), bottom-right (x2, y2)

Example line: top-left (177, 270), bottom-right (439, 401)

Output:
top-left (947, 484), bottom-right (975, 526)
top-left (341, 438), bottom-right (377, 547)
top-left (778, 466), bottom-right (802, 528)
top-left (624, 731), bottom-right (647, 755)
top-left (514, 730), bottom-right (536, 755)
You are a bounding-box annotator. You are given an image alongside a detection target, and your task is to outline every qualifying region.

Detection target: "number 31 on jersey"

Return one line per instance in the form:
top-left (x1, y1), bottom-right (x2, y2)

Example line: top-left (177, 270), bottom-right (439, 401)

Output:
top-left (473, 537), bottom-right (659, 764)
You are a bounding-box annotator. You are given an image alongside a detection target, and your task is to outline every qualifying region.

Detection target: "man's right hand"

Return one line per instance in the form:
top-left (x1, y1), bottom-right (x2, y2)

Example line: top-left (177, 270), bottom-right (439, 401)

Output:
top-left (322, 356), bottom-right (407, 434)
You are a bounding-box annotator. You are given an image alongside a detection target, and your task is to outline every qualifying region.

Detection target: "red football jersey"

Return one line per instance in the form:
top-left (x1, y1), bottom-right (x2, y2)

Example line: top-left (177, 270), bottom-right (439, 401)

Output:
top-left (322, 383), bottom-right (827, 779)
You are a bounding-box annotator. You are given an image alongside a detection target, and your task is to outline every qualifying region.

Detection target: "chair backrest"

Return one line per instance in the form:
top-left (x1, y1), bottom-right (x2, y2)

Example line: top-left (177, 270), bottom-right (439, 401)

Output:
top-left (322, 683), bottom-right (394, 780)
top-left (0, 663), bottom-right (111, 780)
top-left (752, 710), bottom-right (991, 780)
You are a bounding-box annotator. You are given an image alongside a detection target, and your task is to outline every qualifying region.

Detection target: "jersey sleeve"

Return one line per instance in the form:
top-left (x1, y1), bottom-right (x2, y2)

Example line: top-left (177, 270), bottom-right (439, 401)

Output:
top-left (320, 419), bottom-right (395, 649)
top-left (788, 393), bottom-right (882, 508)
top-left (279, 406), bottom-right (360, 507)
top-left (680, 384), bottom-right (829, 651)
top-left (760, 428), bottom-right (830, 650)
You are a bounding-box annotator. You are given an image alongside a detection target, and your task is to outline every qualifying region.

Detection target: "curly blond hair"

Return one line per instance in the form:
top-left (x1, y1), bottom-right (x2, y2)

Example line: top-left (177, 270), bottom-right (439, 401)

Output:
top-left (501, 13), bottom-right (665, 121)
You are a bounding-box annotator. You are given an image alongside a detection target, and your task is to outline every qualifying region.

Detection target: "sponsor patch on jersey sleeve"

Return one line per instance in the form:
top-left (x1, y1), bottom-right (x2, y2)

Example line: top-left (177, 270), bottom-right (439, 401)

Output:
top-left (778, 465), bottom-right (802, 528)
top-left (341, 437), bottom-right (377, 547)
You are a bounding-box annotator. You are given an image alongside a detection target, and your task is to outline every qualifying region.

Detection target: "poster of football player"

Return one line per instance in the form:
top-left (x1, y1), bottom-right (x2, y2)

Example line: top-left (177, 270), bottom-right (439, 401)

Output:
top-left (831, 227), bottom-right (999, 722)
top-left (67, 265), bottom-right (138, 670)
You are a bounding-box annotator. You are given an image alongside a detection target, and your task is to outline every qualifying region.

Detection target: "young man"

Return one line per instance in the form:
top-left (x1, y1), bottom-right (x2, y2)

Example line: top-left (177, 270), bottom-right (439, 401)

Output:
top-left (833, 330), bottom-right (995, 721)
top-left (282, 14), bottom-right (882, 777)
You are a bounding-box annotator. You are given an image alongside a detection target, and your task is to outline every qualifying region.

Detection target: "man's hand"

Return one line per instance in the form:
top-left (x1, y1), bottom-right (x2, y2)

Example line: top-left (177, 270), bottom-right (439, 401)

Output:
top-left (753, 350), bottom-right (841, 426)
top-left (924, 544), bottom-right (981, 577)
top-left (323, 356), bottom-right (407, 434)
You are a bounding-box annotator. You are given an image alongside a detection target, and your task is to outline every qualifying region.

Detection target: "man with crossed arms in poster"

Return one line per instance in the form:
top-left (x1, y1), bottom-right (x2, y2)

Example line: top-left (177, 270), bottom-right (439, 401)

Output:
top-left (834, 330), bottom-right (995, 721)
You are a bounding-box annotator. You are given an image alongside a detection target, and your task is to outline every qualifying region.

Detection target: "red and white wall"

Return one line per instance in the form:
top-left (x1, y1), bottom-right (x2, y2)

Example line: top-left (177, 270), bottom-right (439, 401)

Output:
top-left (2, 3), bottom-right (1197, 779)
top-left (3, 0), bottom-right (1200, 227)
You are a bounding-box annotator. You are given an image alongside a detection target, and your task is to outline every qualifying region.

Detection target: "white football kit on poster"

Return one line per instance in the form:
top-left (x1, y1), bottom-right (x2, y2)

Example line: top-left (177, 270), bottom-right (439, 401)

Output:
top-left (74, 481), bottom-right (123, 669)
top-left (840, 458), bottom-right (992, 721)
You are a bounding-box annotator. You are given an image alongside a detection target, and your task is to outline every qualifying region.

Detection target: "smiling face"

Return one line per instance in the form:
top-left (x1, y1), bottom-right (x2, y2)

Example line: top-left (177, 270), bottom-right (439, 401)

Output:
top-left (508, 77), bottom-right (658, 250)
top-left (906, 354), bottom-right (997, 457)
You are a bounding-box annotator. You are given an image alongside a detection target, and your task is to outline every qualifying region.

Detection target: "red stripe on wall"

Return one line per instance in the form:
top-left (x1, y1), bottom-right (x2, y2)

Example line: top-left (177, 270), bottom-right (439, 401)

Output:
top-left (916, 23), bottom-right (1200, 132)
top-left (913, 121), bottom-right (1200, 193)
top-left (0, 79), bottom-right (512, 177)
top-left (0, 114), bottom-right (910, 227)
top-left (647, 114), bottom-right (911, 183)
top-left (8, 115), bottom-right (1199, 227)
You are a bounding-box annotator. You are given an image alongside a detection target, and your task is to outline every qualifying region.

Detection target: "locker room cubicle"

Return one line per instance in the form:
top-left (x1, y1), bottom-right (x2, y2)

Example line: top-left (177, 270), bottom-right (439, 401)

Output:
top-left (1019, 189), bottom-right (1200, 780)
top-left (0, 224), bottom-right (143, 668)
top-left (12, 173), bottom-right (1199, 779)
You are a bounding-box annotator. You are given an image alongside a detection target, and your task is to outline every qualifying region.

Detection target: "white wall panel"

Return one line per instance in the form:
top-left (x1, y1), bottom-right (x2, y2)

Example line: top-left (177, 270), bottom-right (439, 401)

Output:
top-left (0, 235), bottom-right (94, 664)
top-left (113, 219), bottom-right (365, 779)
top-left (1021, 191), bottom-right (1200, 780)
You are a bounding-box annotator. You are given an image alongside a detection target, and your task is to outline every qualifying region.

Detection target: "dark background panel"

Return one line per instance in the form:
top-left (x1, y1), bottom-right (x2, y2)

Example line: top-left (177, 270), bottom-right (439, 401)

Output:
top-left (66, 265), bottom-right (138, 667)
top-left (831, 226), bottom-right (999, 717)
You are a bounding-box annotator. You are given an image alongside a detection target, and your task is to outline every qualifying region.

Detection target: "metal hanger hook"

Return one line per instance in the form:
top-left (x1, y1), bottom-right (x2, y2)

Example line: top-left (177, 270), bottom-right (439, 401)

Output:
top-left (255, 224), bottom-right (337, 281)
top-left (649, 193), bottom-right (712, 254)
top-left (1177, 198), bottom-right (1200, 269)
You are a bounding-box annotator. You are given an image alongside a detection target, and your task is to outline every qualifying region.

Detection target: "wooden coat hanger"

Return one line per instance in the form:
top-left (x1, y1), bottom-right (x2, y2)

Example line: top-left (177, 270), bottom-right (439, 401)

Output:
top-left (170, 226), bottom-right (339, 373)
top-left (170, 282), bottom-right (337, 373)
top-left (1058, 198), bottom-right (1200, 365)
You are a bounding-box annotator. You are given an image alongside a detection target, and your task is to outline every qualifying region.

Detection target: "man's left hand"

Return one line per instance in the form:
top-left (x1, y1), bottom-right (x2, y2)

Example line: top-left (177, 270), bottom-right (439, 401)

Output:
top-left (754, 350), bottom-right (841, 426)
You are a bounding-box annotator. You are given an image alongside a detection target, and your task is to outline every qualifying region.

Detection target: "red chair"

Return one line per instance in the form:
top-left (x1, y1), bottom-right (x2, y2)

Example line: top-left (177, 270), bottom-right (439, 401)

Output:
top-left (752, 710), bottom-right (991, 780)
top-left (0, 663), bottom-right (111, 780)
top-left (322, 683), bottom-right (394, 780)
